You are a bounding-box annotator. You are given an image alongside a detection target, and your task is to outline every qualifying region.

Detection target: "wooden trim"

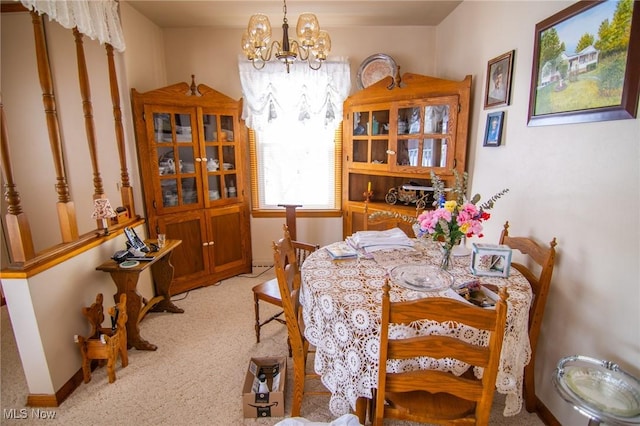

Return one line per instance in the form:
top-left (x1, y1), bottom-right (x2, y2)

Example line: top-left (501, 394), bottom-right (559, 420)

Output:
top-left (1, 3), bottom-right (29, 13)
top-left (0, 218), bottom-right (144, 278)
top-left (251, 210), bottom-right (342, 219)
top-left (534, 395), bottom-right (561, 426)
top-left (26, 368), bottom-right (84, 407)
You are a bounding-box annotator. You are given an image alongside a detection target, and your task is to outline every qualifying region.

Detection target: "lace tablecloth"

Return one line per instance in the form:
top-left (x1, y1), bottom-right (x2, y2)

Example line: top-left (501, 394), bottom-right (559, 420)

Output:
top-left (300, 239), bottom-right (532, 417)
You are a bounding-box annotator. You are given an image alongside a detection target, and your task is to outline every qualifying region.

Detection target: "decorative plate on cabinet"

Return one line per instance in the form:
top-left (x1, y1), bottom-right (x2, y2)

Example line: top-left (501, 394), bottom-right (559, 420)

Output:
top-left (357, 54), bottom-right (398, 89)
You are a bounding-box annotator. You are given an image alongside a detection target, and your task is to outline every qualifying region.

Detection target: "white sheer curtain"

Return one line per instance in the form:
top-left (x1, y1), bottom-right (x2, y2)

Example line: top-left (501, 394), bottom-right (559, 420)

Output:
top-left (20, 0), bottom-right (126, 51)
top-left (238, 57), bottom-right (351, 210)
top-left (239, 57), bottom-right (351, 133)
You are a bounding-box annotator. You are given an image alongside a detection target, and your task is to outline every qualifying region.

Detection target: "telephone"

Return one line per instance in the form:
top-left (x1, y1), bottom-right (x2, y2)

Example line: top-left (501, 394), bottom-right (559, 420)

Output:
top-left (124, 227), bottom-right (149, 254)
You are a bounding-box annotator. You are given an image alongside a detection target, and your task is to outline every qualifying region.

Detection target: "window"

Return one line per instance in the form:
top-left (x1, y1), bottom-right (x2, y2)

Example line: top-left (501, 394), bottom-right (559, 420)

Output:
top-left (239, 59), bottom-right (351, 211)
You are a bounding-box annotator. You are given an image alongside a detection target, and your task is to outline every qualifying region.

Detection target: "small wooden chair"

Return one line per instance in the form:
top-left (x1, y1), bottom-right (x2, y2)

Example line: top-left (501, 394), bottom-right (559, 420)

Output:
top-left (500, 221), bottom-right (557, 412)
top-left (76, 293), bottom-right (128, 384)
top-left (252, 224), bottom-right (318, 345)
top-left (272, 227), bottom-right (336, 419)
top-left (374, 279), bottom-right (509, 425)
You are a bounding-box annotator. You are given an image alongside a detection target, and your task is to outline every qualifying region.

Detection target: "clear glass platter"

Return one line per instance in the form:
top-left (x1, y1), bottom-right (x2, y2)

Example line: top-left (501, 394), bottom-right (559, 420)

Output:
top-left (389, 264), bottom-right (454, 292)
top-left (553, 355), bottom-right (640, 423)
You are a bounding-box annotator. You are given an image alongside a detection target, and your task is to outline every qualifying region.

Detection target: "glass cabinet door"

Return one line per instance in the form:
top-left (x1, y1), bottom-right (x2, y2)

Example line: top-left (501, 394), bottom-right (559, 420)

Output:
top-left (350, 109), bottom-right (390, 167)
top-left (149, 107), bottom-right (202, 210)
top-left (393, 96), bottom-right (457, 171)
top-left (202, 112), bottom-right (237, 203)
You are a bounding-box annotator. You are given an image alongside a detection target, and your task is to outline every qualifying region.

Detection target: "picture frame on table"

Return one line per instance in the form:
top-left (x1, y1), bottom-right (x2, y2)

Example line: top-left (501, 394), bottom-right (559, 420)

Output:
top-left (484, 50), bottom-right (515, 109)
top-left (483, 111), bottom-right (504, 147)
top-left (471, 243), bottom-right (512, 278)
top-left (527, 0), bottom-right (640, 126)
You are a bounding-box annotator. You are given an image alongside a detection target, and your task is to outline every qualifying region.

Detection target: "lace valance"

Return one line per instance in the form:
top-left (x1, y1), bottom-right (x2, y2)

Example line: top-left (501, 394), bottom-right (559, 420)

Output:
top-left (20, 0), bottom-right (126, 52)
top-left (238, 57), bottom-right (351, 132)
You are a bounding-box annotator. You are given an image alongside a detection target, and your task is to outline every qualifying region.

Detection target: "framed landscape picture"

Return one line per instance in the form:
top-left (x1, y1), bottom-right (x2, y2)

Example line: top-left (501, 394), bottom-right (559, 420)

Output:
top-left (527, 0), bottom-right (640, 126)
top-left (484, 50), bottom-right (515, 109)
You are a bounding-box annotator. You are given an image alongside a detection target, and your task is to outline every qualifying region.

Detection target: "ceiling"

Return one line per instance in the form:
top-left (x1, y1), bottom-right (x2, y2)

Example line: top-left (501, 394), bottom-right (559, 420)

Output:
top-left (125, 1), bottom-right (463, 28)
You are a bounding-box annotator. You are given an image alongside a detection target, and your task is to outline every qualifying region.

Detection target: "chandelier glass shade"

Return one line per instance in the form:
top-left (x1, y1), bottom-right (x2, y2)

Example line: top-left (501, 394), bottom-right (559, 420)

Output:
top-left (241, 0), bottom-right (331, 72)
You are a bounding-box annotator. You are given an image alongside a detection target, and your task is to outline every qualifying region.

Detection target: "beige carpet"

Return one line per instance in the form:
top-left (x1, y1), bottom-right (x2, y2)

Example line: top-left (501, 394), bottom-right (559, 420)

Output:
top-left (1, 267), bottom-right (544, 425)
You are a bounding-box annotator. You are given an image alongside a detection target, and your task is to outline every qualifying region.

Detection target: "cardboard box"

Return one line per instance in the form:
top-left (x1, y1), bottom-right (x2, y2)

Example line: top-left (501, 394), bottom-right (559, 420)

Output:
top-left (242, 357), bottom-right (286, 418)
top-left (471, 243), bottom-right (512, 277)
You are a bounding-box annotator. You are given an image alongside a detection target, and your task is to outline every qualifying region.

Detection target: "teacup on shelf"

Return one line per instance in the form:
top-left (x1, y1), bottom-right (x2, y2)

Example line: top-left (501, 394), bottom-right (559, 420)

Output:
top-left (207, 158), bottom-right (219, 171)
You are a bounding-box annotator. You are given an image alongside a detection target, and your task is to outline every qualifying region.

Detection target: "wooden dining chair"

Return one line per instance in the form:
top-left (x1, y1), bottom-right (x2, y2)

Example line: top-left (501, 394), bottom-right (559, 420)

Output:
top-left (373, 280), bottom-right (509, 426)
top-left (363, 201), bottom-right (416, 237)
top-left (252, 225), bottom-right (318, 345)
top-left (272, 227), bottom-right (333, 418)
top-left (499, 220), bottom-right (557, 413)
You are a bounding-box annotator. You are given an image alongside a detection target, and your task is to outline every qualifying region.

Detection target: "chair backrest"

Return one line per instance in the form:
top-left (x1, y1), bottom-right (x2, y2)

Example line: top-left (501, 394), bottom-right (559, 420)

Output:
top-left (364, 202), bottom-right (415, 237)
top-left (499, 221), bottom-right (557, 349)
top-left (375, 280), bottom-right (508, 425)
top-left (272, 225), bottom-right (313, 358)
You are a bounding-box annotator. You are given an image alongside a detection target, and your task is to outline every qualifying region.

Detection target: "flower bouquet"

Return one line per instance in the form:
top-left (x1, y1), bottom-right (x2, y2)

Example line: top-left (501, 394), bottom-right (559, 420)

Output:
top-left (416, 171), bottom-right (508, 270)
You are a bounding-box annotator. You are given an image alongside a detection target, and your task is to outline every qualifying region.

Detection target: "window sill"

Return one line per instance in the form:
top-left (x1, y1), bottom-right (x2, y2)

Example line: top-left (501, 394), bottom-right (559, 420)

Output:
top-left (251, 209), bottom-right (343, 219)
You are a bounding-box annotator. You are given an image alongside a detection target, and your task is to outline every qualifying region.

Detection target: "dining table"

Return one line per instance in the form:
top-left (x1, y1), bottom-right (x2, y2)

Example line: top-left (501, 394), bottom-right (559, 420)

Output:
top-left (299, 237), bottom-right (533, 418)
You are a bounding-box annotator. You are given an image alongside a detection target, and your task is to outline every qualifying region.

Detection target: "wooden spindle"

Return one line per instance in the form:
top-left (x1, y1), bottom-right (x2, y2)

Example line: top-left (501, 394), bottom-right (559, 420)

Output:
top-left (31, 11), bottom-right (78, 242)
top-left (1, 98), bottom-right (35, 262)
top-left (106, 44), bottom-right (135, 218)
top-left (73, 28), bottom-right (105, 202)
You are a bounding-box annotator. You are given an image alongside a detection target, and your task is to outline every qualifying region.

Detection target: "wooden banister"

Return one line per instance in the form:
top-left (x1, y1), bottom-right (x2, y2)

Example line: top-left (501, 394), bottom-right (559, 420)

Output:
top-left (73, 28), bottom-right (105, 201)
top-left (1, 98), bottom-right (35, 262)
top-left (106, 44), bottom-right (136, 218)
top-left (31, 11), bottom-right (78, 242)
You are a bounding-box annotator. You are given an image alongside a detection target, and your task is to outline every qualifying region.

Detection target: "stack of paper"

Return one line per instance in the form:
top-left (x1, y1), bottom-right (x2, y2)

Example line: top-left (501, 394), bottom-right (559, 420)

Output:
top-left (347, 228), bottom-right (414, 253)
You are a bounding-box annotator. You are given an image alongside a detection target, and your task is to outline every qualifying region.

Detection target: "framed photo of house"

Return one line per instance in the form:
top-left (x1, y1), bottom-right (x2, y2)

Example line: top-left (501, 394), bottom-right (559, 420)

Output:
top-left (483, 111), bottom-right (504, 147)
top-left (484, 50), bottom-right (515, 109)
top-left (528, 0), bottom-right (640, 126)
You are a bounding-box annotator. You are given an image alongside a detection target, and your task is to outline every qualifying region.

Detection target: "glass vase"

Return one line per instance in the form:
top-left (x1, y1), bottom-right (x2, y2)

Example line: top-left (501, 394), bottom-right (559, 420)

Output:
top-left (440, 246), bottom-right (454, 270)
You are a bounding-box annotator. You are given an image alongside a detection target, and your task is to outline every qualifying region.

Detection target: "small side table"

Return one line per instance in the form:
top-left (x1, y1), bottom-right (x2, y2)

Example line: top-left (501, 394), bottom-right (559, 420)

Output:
top-left (553, 355), bottom-right (640, 425)
top-left (96, 239), bottom-right (183, 351)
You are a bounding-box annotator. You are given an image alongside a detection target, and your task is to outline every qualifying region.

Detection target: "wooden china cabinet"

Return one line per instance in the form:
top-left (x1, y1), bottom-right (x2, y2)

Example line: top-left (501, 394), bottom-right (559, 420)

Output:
top-left (131, 80), bottom-right (252, 295)
top-left (343, 73), bottom-right (472, 237)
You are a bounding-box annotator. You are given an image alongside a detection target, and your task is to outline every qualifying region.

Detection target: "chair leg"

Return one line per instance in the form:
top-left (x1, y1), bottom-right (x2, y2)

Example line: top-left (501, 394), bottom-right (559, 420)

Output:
top-left (524, 357), bottom-right (537, 412)
top-left (291, 355), bottom-right (305, 417)
top-left (254, 293), bottom-right (261, 343)
top-left (355, 397), bottom-right (368, 425)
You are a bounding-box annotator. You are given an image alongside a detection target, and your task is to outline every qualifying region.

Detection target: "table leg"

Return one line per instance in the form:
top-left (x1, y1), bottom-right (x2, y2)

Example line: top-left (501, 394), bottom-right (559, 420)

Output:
top-left (149, 252), bottom-right (184, 314)
top-left (110, 271), bottom-right (157, 351)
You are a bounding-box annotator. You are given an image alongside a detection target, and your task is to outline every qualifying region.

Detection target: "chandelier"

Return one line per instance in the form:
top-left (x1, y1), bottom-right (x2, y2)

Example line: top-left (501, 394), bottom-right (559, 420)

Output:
top-left (241, 0), bottom-right (331, 72)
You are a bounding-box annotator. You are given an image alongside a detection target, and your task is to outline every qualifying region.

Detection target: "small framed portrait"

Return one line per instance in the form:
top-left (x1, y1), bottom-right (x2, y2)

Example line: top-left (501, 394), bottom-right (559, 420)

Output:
top-left (483, 111), bottom-right (504, 147)
top-left (471, 243), bottom-right (512, 278)
top-left (484, 50), bottom-right (515, 109)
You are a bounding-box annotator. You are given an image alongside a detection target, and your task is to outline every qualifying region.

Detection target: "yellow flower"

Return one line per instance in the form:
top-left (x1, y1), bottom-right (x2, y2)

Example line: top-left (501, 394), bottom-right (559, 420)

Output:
top-left (459, 222), bottom-right (470, 234)
top-left (444, 200), bottom-right (457, 212)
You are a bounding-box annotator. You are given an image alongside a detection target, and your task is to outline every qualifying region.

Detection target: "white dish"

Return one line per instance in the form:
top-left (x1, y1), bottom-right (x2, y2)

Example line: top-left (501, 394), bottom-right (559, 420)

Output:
top-left (223, 163), bottom-right (234, 170)
top-left (389, 264), bottom-right (454, 292)
top-left (119, 260), bottom-right (140, 269)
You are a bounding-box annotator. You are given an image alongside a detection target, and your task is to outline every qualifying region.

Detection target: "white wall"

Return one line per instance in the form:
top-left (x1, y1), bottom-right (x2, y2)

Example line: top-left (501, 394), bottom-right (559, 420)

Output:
top-left (436, 2), bottom-right (640, 424)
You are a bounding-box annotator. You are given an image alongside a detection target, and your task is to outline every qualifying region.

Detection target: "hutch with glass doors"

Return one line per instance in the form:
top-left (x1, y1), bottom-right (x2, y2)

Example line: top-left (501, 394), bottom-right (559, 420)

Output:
top-left (131, 80), bottom-right (251, 295)
top-left (342, 73), bottom-right (472, 237)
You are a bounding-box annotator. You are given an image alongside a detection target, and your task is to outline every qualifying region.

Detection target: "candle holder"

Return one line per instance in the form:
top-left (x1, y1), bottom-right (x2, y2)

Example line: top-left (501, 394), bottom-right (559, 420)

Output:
top-left (363, 190), bottom-right (374, 202)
